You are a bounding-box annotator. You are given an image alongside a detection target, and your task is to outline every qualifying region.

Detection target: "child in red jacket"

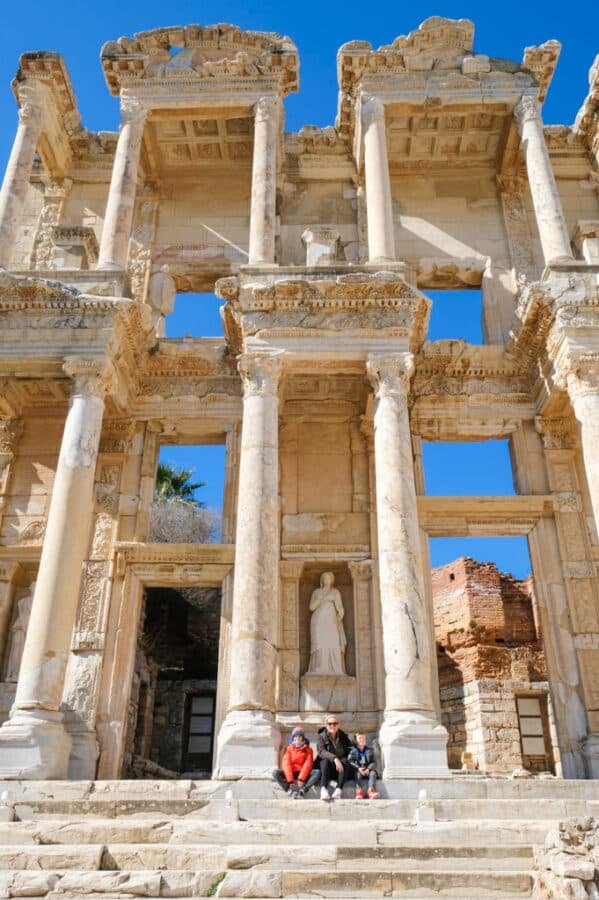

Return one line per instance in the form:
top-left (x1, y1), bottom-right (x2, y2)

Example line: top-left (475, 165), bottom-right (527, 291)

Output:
top-left (272, 727), bottom-right (321, 798)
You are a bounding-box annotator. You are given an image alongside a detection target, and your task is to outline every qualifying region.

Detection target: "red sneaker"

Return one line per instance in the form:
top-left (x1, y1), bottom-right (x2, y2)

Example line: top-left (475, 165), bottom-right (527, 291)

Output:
top-left (354, 787), bottom-right (364, 799)
top-left (368, 789), bottom-right (380, 800)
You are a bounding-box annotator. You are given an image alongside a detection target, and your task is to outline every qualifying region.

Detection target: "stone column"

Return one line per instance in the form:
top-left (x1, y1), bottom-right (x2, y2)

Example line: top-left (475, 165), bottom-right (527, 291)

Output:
top-left (97, 98), bottom-right (147, 271)
top-left (362, 96), bottom-right (395, 264)
top-left (0, 357), bottom-right (110, 778)
top-left (566, 360), bottom-right (599, 544)
top-left (214, 351), bottom-right (283, 778)
top-left (514, 95), bottom-right (573, 266)
top-left (0, 98), bottom-right (43, 270)
top-left (248, 96), bottom-right (279, 266)
top-left (367, 353), bottom-right (448, 776)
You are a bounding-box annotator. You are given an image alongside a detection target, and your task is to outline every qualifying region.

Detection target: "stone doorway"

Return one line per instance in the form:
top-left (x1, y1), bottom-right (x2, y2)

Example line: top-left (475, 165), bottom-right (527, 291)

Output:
top-left (123, 584), bottom-right (222, 779)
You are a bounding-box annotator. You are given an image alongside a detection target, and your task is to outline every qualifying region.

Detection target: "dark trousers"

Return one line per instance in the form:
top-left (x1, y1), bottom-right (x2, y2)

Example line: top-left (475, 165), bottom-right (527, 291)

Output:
top-left (354, 769), bottom-right (377, 791)
top-left (272, 767), bottom-right (321, 792)
top-left (320, 757), bottom-right (352, 788)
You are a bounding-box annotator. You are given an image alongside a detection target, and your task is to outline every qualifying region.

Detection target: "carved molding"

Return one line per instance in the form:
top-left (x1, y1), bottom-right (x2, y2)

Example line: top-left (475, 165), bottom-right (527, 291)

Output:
top-left (535, 416), bottom-right (579, 450)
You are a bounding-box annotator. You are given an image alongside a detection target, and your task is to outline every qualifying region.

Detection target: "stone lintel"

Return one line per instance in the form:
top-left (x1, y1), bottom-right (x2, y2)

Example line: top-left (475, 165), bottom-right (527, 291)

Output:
top-left (417, 494), bottom-right (554, 537)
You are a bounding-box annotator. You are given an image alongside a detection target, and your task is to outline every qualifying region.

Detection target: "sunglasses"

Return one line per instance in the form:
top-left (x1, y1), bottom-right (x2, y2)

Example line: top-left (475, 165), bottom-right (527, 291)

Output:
top-left (327, 720), bottom-right (339, 725)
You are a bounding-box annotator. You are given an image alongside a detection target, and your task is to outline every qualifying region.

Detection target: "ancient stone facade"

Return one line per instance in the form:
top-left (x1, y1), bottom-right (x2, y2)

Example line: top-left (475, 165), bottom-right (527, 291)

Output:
top-left (0, 17), bottom-right (596, 785)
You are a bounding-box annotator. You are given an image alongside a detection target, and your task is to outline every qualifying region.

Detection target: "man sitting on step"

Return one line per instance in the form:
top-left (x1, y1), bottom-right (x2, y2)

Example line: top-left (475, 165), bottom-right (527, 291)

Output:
top-left (272, 726), bottom-right (321, 798)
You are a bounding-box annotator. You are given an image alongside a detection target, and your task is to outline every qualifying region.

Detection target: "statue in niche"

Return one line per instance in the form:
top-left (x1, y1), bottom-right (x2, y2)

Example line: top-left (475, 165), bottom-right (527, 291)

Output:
top-left (307, 572), bottom-right (347, 675)
top-left (4, 582), bottom-right (35, 683)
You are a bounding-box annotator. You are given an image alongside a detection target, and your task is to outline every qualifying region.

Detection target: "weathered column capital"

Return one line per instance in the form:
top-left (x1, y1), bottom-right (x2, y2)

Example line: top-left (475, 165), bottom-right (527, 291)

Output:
top-left (348, 559), bottom-right (373, 581)
top-left (514, 94), bottom-right (541, 130)
top-left (238, 351), bottom-right (284, 397)
top-left (0, 418), bottom-right (23, 458)
top-left (535, 415), bottom-right (579, 450)
top-left (63, 356), bottom-right (115, 397)
top-left (119, 95), bottom-right (147, 127)
top-left (565, 357), bottom-right (599, 399)
top-left (362, 95), bottom-right (386, 129)
top-left (367, 353), bottom-right (414, 398)
top-left (254, 95), bottom-right (280, 124)
top-left (17, 100), bottom-right (43, 130)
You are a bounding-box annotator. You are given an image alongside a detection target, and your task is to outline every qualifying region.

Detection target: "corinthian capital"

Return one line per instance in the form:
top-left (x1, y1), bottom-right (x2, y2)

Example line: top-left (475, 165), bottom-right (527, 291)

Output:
top-left (63, 356), bottom-right (115, 398)
top-left (366, 353), bottom-right (414, 397)
top-left (565, 357), bottom-right (599, 400)
top-left (238, 351), bottom-right (284, 397)
top-left (254, 95), bottom-right (279, 125)
top-left (362, 95), bottom-right (385, 130)
top-left (514, 94), bottom-right (541, 130)
top-left (535, 416), bottom-right (578, 450)
top-left (120, 96), bottom-right (147, 127)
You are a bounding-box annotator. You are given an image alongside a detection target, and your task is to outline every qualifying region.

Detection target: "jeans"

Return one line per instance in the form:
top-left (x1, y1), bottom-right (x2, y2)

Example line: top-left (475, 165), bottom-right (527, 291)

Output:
top-left (319, 757), bottom-right (352, 789)
top-left (354, 769), bottom-right (377, 792)
top-left (272, 767), bottom-right (321, 793)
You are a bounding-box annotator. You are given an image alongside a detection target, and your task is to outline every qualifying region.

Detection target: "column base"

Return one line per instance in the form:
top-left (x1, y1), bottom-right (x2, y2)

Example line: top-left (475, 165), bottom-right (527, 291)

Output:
top-left (583, 733), bottom-right (599, 778)
top-left (213, 709), bottom-right (280, 780)
top-left (0, 710), bottom-right (72, 779)
top-left (379, 711), bottom-right (450, 778)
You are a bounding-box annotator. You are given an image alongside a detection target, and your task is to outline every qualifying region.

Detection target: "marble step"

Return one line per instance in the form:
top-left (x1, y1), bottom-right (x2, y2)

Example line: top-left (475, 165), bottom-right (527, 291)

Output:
top-left (0, 866), bottom-right (534, 898)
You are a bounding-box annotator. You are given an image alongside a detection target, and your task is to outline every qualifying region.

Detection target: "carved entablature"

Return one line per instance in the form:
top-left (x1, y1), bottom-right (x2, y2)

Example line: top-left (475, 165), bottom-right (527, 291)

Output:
top-left (574, 55), bottom-right (599, 157)
top-left (335, 17), bottom-right (538, 144)
top-left (135, 341), bottom-right (241, 408)
top-left (521, 41), bottom-right (561, 102)
top-left (412, 340), bottom-right (530, 400)
top-left (101, 24), bottom-right (299, 97)
top-left (217, 272), bottom-right (430, 352)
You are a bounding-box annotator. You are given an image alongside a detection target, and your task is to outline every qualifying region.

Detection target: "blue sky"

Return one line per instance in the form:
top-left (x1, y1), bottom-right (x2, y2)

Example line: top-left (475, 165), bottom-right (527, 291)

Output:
top-left (3, 0), bottom-right (594, 577)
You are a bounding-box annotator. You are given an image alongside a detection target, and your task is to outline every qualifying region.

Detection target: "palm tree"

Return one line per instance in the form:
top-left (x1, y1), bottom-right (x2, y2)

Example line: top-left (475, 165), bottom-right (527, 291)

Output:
top-left (154, 462), bottom-right (206, 506)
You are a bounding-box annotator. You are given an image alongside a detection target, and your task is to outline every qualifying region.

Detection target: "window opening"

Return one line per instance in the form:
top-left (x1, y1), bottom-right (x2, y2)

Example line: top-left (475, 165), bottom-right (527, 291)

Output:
top-left (425, 289), bottom-right (483, 343)
top-left (152, 444), bottom-right (226, 543)
top-left (183, 692), bottom-right (216, 773)
top-left (422, 439), bottom-right (516, 496)
top-left (165, 292), bottom-right (223, 339)
top-left (516, 694), bottom-right (554, 773)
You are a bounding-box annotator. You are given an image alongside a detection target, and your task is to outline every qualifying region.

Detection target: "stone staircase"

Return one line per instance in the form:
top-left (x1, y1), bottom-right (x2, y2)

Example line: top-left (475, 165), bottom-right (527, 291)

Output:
top-left (0, 778), bottom-right (597, 898)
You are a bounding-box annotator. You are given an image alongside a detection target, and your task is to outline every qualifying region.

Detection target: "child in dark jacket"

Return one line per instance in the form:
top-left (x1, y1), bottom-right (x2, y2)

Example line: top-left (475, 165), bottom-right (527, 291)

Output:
top-left (272, 727), bottom-right (320, 798)
top-left (348, 732), bottom-right (380, 799)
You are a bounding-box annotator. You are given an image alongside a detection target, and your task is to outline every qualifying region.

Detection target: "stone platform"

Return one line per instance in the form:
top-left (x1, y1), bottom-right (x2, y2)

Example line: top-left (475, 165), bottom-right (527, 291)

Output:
top-left (0, 778), bottom-right (597, 897)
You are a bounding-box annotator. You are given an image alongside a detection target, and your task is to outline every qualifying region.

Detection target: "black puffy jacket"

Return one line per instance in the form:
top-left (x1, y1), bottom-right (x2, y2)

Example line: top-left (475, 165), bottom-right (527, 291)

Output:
top-left (316, 726), bottom-right (352, 763)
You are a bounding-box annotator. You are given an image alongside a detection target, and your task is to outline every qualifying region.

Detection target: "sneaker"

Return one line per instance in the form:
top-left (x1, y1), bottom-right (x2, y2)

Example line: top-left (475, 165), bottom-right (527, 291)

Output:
top-left (287, 787), bottom-right (296, 798)
top-left (368, 789), bottom-right (380, 800)
top-left (354, 787), bottom-right (364, 800)
top-left (297, 787), bottom-right (305, 798)
top-left (332, 786), bottom-right (342, 800)
top-left (320, 786), bottom-right (331, 802)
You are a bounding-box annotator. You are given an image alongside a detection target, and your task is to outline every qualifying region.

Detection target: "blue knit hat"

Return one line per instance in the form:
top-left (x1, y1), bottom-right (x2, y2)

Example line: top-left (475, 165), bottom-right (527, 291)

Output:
top-left (291, 727), bottom-right (305, 739)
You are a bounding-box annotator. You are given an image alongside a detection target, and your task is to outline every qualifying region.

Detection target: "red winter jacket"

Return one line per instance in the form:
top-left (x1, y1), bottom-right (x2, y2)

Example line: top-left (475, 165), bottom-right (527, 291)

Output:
top-left (282, 741), bottom-right (314, 783)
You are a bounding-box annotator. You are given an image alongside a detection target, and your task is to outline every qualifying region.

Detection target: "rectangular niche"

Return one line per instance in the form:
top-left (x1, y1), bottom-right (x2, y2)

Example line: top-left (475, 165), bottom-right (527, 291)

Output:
top-left (299, 563), bottom-right (356, 678)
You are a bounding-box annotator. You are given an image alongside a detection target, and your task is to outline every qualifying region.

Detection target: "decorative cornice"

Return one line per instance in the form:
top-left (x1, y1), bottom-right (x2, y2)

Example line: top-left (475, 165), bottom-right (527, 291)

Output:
top-left (101, 23), bottom-right (299, 96)
top-left (521, 40), bottom-right (561, 102)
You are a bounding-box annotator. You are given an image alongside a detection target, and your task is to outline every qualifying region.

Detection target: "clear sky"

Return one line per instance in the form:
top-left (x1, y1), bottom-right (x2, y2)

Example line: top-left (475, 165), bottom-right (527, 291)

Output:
top-left (2, 0), bottom-right (596, 578)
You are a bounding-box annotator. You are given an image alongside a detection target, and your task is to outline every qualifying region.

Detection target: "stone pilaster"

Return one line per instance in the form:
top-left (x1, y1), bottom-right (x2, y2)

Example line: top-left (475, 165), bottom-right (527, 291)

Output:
top-left (514, 95), bottom-right (573, 266)
top-left (29, 178), bottom-right (72, 270)
top-left (367, 353), bottom-right (448, 776)
top-left (97, 97), bottom-right (147, 271)
top-left (0, 357), bottom-right (111, 778)
top-left (0, 96), bottom-right (43, 270)
top-left (565, 360), bottom-right (599, 546)
top-left (0, 417), bottom-right (23, 533)
top-left (214, 351), bottom-right (283, 778)
top-left (248, 96), bottom-right (279, 266)
top-left (362, 96), bottom-right (395, 264)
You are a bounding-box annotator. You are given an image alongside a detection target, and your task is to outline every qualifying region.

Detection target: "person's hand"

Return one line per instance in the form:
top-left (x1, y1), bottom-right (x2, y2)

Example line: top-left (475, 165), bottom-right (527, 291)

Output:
top-left (359, 766), bottom-right (368, 776)
top-left (334, 758), bottom-right (344, 773)
top-left (297, 780), bottom-right (304, 789)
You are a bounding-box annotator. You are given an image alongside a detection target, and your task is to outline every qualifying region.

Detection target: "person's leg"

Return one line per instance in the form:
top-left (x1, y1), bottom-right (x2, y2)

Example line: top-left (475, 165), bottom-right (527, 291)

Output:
top-left (319, 759), bottom-right (333, 800)
top-left (368, 770), bottom-right (377, 791)
top-left (272, 769), bottom-right (289, 792)
top-left (302, 768), bottom-right (321, 794)
top-left (338, 761), bottom-right (353, 789)
top-left (354, 772), bottom-right (366, 798)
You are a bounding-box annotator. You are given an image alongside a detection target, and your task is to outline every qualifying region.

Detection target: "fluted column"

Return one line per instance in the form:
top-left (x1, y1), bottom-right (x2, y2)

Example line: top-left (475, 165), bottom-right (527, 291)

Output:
top-left (367, 353), bottom-right (448, 776)
top-left (514, 95), bottom-right (573, 266)
top-left (214, 351), bottom-right (283, 779)
top-left (362, 96), bottom-right (395, 264)
top-left (0, 98), bottom-right (43, 270)
top-left (97, 97), bottom-right (147, 271)
top-left (566, 360), bottom-right (599, 543)
top-left (0, 357), bottom-right (110, 778)
top-left (248, 96), bottom-right (279, 266)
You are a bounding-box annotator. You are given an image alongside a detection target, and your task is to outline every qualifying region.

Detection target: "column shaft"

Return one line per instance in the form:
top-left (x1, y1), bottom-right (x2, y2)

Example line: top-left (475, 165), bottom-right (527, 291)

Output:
top-left (367, 354), bottom-right (448, 776)
top-left (363, 97), bottom-right (395, 264)
top-left (0, 101), bottom-right (43, 270)
top-left (97, 98), bottom-right (146, 271)
top-left (567, 366), bottom-right (599, 543)
top-left (214, 351), bottom-right (283, 778)
top-left (514, 95), bottom-right (573, 265)
top-left (248, 97), bottom-right (279, 266)
top-left (0, 358), bottom-right (109, 778)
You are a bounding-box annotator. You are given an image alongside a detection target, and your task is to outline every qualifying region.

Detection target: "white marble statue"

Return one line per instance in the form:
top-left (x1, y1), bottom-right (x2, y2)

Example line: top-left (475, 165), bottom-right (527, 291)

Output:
top-left (307, 572), bottom-right (347, 675)
top-left (4, 582), bottom-right (35, 683)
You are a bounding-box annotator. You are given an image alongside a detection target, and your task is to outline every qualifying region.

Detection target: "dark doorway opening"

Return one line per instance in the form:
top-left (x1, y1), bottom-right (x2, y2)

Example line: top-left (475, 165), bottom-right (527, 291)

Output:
top-left (123, 585), bottom-right (222, 779)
